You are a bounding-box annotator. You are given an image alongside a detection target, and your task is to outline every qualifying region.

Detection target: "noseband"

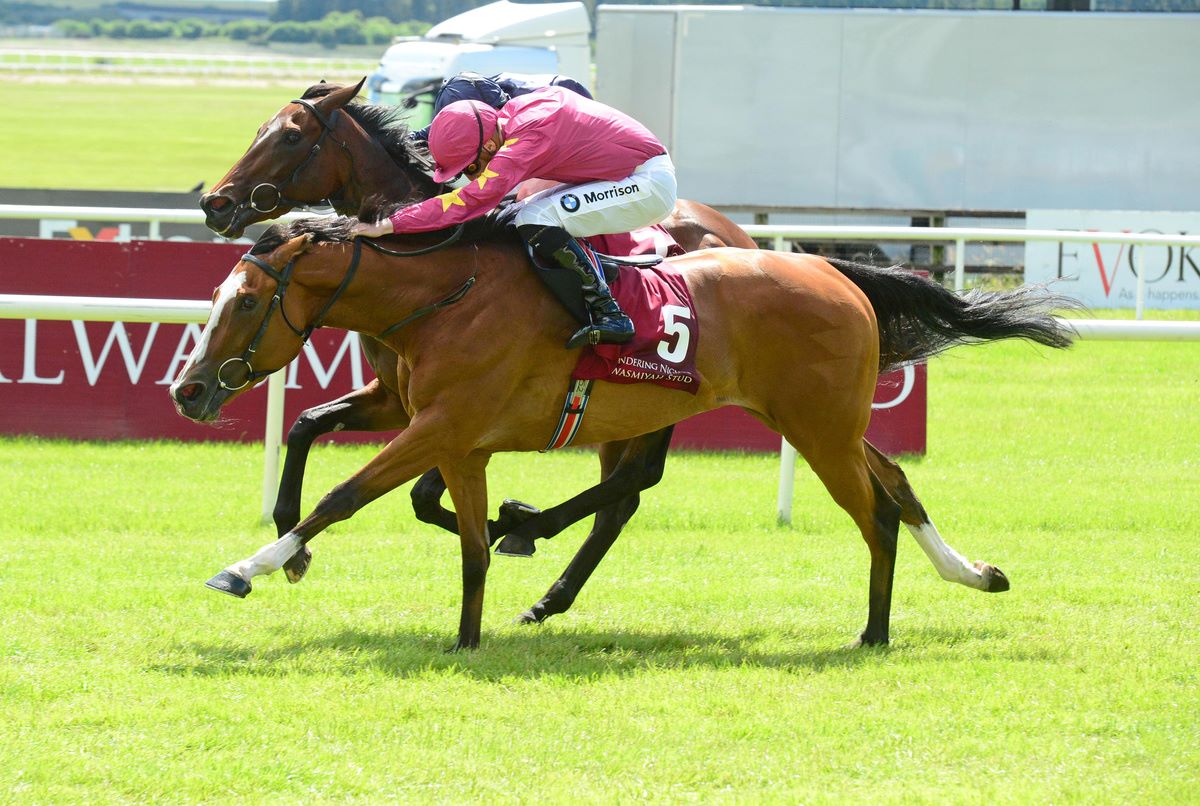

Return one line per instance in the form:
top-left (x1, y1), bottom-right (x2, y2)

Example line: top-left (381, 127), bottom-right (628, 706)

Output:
top-left (244, 98), bottom-right (354, 217)
top-left (216, 237), bottom-right (364, 391)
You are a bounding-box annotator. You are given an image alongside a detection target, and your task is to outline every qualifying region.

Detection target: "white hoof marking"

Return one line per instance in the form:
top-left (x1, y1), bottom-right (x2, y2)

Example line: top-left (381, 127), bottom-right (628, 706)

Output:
top-left (225, 532), bottom-right (304, 582)
top-left (906, 521), bottom-right (990, 591)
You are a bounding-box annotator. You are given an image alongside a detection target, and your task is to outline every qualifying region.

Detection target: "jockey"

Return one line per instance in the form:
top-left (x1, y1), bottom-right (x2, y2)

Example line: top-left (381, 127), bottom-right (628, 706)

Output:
top-left (408, 72), bottom-right (593, 144)
top-left (352, 86), bottom-right (677, 350)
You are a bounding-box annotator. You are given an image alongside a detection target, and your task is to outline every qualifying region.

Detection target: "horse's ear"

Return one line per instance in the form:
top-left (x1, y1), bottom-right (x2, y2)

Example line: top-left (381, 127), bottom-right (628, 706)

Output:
top-left (317, 77), bottom-right (366, 111)
top-left (273, 233), bottom-right (314, 264)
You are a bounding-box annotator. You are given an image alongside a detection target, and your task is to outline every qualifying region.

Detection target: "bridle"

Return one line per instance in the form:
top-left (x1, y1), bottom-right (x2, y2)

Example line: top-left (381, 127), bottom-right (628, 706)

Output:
top-left (244, 98), bottom-right (354, 217)
top-left (216, 237), bottom-right (478, 391)
top-left (216, 234), bottom-right (361, 391)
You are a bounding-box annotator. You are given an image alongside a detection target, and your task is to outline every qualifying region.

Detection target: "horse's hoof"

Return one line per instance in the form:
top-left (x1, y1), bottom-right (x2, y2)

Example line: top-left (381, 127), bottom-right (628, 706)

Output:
top-left (852, 630), bottom-right (889, 649)
top-left (513, 609), bottom-right (544, 625)
top-left (491, 498), bottom-right (542, 536)
top-left (975, 561), bottom-right (1010, 593)
top-left (495, 534), bottom-right (536, 557)
top-left (205, 570), bottom-right (251, 598)
top-left (283, 545), bottom-right (312, 584)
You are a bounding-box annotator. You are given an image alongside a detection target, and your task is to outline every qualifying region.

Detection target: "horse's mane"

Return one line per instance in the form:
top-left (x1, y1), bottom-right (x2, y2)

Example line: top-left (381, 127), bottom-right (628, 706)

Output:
top-left (299, 82), bottom-right (434, 179)
top-left (251, 216), bottom-right (358, 255)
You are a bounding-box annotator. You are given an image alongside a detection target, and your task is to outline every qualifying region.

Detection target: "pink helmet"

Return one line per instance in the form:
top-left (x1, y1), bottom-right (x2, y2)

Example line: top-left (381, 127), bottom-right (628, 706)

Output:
top-left (429, 100), bottom-right (500, 183)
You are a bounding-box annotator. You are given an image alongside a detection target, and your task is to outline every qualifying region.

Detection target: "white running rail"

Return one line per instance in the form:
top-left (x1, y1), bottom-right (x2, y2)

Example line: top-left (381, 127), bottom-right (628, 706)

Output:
top-left (3, 206), bottom-right (1199, 525)
top-left (742, 224), bottom-right (1200, 320)
top-left (0, 48), bottom-right (375, 82)
top-left (0, 293), bottom-right (286, 523)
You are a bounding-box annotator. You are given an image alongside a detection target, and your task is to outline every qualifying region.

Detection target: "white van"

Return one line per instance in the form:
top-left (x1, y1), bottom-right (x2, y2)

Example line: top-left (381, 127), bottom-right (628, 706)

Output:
top-left (367, 0), bottom-right (592, 129)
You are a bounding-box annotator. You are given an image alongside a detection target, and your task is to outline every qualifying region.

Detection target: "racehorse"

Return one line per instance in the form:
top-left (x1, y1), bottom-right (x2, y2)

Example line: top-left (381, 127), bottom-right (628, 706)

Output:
top-left (195, 77), bottom-right (762, 622)
top-left (198, 78), bottom-right (750, 252)
top-left (170, 216), bottom-right (1076, 650)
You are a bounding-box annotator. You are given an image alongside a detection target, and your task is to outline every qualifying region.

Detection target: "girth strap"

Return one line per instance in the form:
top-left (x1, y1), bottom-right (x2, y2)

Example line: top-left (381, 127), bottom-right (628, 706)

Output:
top-left (542, 379), bottom-right (594, 451)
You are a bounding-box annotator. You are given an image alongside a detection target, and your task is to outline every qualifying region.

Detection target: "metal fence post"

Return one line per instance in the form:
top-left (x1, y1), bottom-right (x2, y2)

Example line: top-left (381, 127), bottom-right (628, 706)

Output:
top-left (777, 436), bottom-right (797, 525)
top-left (954, 238), bottom-right (965, 291)
top-left (260, 370), bottom-right (286, 524)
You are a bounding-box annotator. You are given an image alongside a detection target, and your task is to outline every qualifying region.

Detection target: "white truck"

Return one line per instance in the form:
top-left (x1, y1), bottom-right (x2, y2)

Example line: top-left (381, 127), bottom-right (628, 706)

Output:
top-left (367, 0), bottom-right (592, 130)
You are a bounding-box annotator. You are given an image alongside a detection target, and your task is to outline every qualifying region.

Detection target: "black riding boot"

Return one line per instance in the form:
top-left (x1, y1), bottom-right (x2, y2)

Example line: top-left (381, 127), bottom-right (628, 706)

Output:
top-left (519, 225), bottom-right (635, 350)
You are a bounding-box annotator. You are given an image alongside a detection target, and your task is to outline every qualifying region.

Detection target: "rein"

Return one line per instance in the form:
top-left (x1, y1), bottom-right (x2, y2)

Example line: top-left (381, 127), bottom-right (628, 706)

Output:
top-left (379, 251), bottom-right (477, 338)
top-left (216, 239), bottom-right (478, 391)
top-left (360, 225), bottom-right (465, 258)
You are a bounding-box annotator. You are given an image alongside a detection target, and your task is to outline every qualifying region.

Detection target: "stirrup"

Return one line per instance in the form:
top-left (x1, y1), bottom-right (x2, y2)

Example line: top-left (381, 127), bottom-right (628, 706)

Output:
top-left (566, 315), bottom-right (635, 350)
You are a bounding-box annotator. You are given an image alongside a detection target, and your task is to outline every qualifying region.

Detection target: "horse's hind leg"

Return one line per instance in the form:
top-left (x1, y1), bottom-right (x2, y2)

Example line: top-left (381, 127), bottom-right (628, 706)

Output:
top-left (411, 468), bottom-right (543, 542)
top-left (494, 427), bottom-right (673, 557)
top-left (516, 427), bottom-right (673, 624)
top-left (863, 441), bottom-right (1009, 593)
top-left (790, 437), bottom-right (901, 646)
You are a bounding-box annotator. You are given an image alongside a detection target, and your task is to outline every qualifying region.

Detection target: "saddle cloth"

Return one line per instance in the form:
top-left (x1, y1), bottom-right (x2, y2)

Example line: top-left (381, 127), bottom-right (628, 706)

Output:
top-left (586, 224), bottom-right (686, 260)
top-left (571, 261), bottom-right (700, 395)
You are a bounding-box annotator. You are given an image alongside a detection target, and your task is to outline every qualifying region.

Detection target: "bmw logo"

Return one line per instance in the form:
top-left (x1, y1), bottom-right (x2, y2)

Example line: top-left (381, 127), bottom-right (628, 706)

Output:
top-left (560, 194), bottom-right (581, 213)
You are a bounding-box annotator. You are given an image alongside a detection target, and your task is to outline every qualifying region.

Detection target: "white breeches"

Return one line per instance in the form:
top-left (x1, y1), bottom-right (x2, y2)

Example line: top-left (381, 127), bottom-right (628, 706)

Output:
top-left (512, 154), bottom-right (677, 238)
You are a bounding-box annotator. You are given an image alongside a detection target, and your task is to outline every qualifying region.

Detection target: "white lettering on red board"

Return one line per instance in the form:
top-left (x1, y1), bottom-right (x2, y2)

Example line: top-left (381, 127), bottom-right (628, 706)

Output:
top-left (2, 320), bottom-right (364, 390)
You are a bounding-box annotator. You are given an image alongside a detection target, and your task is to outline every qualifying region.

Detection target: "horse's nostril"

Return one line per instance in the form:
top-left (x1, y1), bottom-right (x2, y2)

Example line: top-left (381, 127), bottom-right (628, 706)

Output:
top-left (202, 195), bottom-right (231, 214)
top-left (177, 382), bottom-right (204, 402)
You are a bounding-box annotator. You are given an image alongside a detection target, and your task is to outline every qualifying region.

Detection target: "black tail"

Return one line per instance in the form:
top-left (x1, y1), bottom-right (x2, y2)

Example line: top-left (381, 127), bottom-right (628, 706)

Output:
top-left (827, 259), bottom-right (1084, 373)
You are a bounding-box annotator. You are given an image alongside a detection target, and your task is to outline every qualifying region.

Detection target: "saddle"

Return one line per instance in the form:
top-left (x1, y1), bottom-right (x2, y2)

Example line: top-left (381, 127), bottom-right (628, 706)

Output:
top-left (465, 199), bottom-right (665, 284)
top-left (525, 242), bottom-right (662, 284)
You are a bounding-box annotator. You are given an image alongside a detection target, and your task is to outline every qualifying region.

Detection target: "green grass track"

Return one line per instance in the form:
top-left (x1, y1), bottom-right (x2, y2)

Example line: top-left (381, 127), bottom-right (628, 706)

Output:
top-left (3, 81), bottom-right (318, 192)
top-left (1, 339), bottom-right (1197, 801)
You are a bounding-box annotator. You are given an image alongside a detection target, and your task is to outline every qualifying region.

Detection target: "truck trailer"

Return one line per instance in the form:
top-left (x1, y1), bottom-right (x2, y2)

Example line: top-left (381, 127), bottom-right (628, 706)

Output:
top-left (594, 5), bottom-right (1200, 217)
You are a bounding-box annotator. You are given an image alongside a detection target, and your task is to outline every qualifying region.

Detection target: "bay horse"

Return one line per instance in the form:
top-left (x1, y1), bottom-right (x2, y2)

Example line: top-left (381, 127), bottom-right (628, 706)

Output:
top-left (196, 77), bottom-right (760, 621)
top-left (170, 217), bottom-right (1076, 650)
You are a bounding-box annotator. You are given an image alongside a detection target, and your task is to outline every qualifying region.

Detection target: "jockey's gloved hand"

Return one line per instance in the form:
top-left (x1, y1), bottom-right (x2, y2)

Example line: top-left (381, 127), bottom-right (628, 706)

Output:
top-left (350, 219), bottom-right (393, 239)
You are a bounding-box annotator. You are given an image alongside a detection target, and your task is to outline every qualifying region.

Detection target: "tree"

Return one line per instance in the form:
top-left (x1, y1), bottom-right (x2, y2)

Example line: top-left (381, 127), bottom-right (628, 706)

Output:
top-left (54, 19), bottom-right (93, 38)
top-left (266, 20), bottom-right (316, 42)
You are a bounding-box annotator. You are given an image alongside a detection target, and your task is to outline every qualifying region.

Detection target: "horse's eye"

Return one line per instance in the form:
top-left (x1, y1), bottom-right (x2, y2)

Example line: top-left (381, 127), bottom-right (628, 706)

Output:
top-left (239, 296), bottom-right (258, 311)
top-left (284, 129), bottom-right (302, 145)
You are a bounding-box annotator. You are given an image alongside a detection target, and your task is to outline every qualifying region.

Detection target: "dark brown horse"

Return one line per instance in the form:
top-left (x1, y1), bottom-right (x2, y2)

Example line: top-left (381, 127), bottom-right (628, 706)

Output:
top-left (170, 217), bottom-right (1075, 650)
top-left (197, 78), bottom-right (759, 623)
top-left (199, 79), bottom-right (749, 252)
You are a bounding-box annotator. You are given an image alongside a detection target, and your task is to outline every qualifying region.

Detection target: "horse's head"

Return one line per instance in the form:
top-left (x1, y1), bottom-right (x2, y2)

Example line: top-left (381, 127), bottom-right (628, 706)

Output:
top-left (201, 79), bottom-right (440, 240)
top-left (169, 232), bottom-right (318, 422)
top-left (200, 79), bottom-right (365, 239)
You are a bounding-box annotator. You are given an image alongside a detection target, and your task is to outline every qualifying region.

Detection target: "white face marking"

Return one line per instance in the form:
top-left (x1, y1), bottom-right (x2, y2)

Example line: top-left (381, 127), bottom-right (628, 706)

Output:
top-left (192, 270), bottom-right (245, 370)
top-left (906, 520), bottom-right (991, 590)
top-left (226, 533), bottom-right (303, 581)
top-left (251, 115), bottom-right (288, 151)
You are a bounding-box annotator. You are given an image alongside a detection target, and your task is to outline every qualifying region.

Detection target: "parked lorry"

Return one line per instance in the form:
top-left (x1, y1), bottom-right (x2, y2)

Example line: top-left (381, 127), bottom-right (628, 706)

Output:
top-left (367, 0), bottom-right (591, 130)
top-left (594, 5), bottom-right (1200, 216)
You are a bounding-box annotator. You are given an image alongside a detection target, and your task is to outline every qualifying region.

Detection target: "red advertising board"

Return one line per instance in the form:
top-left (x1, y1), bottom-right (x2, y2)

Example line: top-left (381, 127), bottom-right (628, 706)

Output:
top-left (0, 238), bottom-right (926, 453)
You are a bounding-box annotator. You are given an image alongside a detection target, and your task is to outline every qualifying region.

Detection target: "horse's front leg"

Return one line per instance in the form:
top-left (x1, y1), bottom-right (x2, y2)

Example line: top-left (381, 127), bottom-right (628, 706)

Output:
top-left (439, 453), bottom-right (493, 651)
top-left (273, 378), bottom-right (412, 584)
top-left (206, 418), bottom-right (444, 600)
